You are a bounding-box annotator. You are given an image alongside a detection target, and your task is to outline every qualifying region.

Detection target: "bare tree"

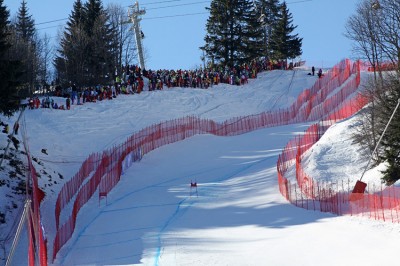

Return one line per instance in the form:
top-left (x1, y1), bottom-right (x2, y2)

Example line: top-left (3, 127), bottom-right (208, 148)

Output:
top-left (36, 33), bottom-right (54, 93)
top-left (346, 0), bottom-right (400, 184)
top-left (373, 0), bottom-right (400, 72)
top-left (352, 76), bottom-right (382, 155)
top-left (107, 3), bottom-right (136, 75)
top-left (345, 0), bottom-right (384, 81)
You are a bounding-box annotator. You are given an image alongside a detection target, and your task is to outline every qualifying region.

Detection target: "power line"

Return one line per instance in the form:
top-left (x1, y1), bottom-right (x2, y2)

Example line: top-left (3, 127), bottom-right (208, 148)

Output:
top-left (141, 0), bottom-right (182, 6)
top-left (145, 1), bottom-right (209, 11)
top-left (34, 0), bottom-right (209, 29)
top-left (35, 18), bottom-right (68, 26)
top-left (288, 0), bottom-right (312, 4)
top-left (144, 11), bottom-right (208, 20)
top-left (37, 24), bottom-right (64, 31)
top-left (35, 0), bottom-right (311, 32)
top-left (36, 9), bottom-right (209, 32)
top-left (29, 0), bottom-right (312, 28)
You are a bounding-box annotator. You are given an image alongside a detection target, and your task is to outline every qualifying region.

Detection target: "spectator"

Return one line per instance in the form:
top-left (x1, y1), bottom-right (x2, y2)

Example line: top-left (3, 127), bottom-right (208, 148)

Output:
top-left (318, 69), bottom-right (323, 78)
top-left (66, 96), bottom-right (71, 110)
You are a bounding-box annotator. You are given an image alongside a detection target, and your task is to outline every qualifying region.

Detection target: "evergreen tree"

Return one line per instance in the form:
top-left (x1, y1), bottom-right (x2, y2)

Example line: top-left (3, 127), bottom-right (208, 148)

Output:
top-left (83, 0), bottom-right (117, 85)
top-left (13, 0), bottom-right (38, 95)
top-left (83, 0), bottom-right (102, 35)
top-left (201, 1), bottom-right (225, 67)
top-left (254, 0), bottom-right (281, 60)
top-left (55, 0), bottom-right (88, 86)
top-left (374, 75), bottom-right (400, 184)
top-left (68, 0), bottom-right (85, 28)
top-left (241, 1), bottom-right (266, 64)
top-left (202, 0), bottom-right (264, 68)
top-left (0, 0), bottom-right (22, 116)
top-left (269, 2), bottom-right (302, 63)
top-left (0, 1), bottom-right (11, 60)
top-left (15, 0), bottom-right (35, 42)
top-left (55, 0), bottom-right (117, 87)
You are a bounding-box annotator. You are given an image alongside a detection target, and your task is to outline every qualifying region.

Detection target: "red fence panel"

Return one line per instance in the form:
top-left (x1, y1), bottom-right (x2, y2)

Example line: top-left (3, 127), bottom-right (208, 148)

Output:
top-left (47, 59), bottom-right (370, 263)
top-left (276, 60), bottom-right (400, 223)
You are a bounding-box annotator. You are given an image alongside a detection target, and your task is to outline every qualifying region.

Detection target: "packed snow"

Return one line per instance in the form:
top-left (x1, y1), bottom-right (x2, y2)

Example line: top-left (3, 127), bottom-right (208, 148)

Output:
top-left (2, 67), bottom-right (400, 266)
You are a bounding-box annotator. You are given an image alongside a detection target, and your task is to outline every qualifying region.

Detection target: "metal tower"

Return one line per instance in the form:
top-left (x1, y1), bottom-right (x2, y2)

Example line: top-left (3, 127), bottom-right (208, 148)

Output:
top-left (128, 1), bottom-right (146, 70)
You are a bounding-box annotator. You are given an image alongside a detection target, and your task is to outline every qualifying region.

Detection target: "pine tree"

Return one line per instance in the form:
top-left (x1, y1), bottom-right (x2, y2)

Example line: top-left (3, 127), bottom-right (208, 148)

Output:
top-left (83, 0), bottom-right (117, 85)
top-left (254, 0), bottom-right (281, 60)
top-left (68, 0), bottom-right (85, 28)
top-left (83, 0), bottom-right (102, 36)
top-left (202, 0), bottom-right (264, 68)
top-left (55, 0), bottom-right (117, 87)
top-left (240, 0), bottom-right (265, 64)
top-left (14, 0), bottom-right (38, 95)
top-left (374, 75), bottom-right (400, 184)
top-left (55, 0), bottom-right (88, 86)
top-left (15, 0), bottom-right (35, 42)
top-left (202, 0), bottom-right (234, 68)
top-left (269, 2), bottom-right (302, 64)
top-left (0, 0), bottom-right (22, 116)
top-left (0, 0), bottom-right (10, 58)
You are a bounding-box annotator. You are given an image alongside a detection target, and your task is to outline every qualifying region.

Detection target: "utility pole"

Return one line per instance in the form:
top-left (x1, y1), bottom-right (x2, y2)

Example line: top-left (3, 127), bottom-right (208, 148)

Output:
top-left (128, 1), bottom-right (146, 70)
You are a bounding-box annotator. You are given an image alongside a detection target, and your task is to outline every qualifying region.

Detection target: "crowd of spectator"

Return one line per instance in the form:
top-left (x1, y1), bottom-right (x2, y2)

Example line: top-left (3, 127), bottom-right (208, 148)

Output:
top-left (142, 64), bottom-right (254, 90)
top-left (25, 58), bottom-right (304, 111)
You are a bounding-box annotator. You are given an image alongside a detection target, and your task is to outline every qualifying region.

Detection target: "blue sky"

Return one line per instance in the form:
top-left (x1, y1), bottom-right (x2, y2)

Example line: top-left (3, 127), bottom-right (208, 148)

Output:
top-left (4, 0), bottom-right (359, 70)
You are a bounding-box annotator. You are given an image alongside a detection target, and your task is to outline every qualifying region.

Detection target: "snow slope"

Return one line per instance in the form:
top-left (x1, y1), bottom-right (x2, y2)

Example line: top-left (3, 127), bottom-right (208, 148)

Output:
top-left (4, 67), bottom-right (400, 266)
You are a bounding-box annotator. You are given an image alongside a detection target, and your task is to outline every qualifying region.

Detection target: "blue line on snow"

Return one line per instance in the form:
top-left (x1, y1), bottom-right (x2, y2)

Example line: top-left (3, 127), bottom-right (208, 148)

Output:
top-left (153, 198), bottom-right (194, 266)
top-left (151, 155), bottom-right (277, 266)
top-left (60, 140), bottom-right (277, 265)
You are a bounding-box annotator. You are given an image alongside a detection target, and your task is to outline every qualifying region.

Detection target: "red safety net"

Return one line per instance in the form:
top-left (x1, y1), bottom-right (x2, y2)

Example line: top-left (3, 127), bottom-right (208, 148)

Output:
top-left (277, 61), bottom-right (400, 223)
top-left (50, 59), bottom-right (371, 262)
top-left (25, 152), bottom-right (48, 266)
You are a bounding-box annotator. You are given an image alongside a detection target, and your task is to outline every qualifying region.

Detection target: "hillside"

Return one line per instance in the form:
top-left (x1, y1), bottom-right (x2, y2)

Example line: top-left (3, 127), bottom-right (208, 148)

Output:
top-left (3, 66), bottom-right (400, 266)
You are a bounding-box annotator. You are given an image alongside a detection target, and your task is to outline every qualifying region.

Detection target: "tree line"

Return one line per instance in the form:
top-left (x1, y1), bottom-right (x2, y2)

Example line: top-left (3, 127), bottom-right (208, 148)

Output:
top-left (201, 0), bottom-right (302, 69)
top-left (345, 0), bottom-right (400, 184)
top-left (0, 0), bottom-right (303, 117)
top-left (54, 0), bottom-right (136, 89)
top-left (0, 0), bottom-right (136, 116)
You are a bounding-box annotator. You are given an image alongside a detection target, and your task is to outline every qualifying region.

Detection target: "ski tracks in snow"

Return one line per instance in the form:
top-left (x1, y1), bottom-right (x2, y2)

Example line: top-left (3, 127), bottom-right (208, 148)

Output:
top-left (152, 153), bottom-right (279, 266)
